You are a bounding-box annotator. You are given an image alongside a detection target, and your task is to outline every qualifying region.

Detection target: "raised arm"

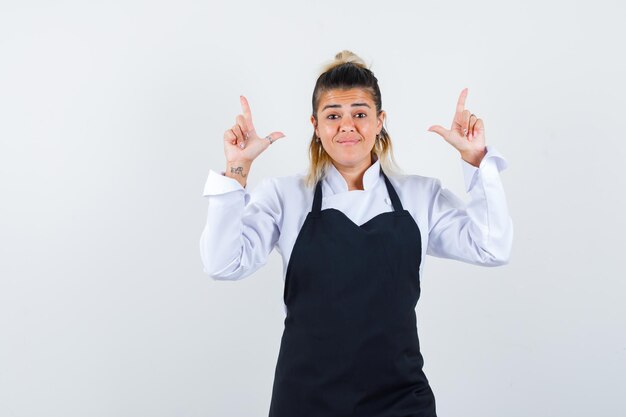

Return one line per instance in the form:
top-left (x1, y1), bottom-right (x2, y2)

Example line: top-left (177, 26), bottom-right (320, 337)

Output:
top-left (426, 88), bottom-right (513, 265)
top-left (199, 95), bottom-right (287, 280)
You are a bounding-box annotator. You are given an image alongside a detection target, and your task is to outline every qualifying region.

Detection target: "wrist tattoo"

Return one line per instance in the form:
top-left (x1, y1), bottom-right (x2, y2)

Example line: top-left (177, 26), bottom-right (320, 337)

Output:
top-left (230, 166), bottom-right (247, 177)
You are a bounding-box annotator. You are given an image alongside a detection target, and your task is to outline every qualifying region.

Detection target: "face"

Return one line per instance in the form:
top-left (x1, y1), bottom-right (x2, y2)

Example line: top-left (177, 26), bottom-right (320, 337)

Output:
top-left (311, 88), bottom-right (385, 169)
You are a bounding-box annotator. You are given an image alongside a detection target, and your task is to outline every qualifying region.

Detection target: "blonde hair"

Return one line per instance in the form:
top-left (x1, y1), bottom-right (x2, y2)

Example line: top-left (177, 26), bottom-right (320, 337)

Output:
top-left (305, 50), bottom-right (403, 188)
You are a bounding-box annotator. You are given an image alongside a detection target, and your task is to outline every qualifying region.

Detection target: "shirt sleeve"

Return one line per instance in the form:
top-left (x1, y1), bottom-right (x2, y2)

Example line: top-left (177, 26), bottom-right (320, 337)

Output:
top-left (426, 145), bottom-right (513, 266)
top-left (199, 169), bottom-right (282, 280)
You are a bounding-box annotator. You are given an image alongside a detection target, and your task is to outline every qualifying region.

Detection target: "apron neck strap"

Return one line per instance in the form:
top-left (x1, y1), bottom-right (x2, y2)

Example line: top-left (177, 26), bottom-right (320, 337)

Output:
top-left (382, 170), bottom-right (404, 212)
top-left (312, 178), bottom-right (323, 215)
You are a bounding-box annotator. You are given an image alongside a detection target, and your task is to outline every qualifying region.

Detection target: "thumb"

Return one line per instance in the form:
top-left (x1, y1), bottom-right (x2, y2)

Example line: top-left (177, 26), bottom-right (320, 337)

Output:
top-left (427, 125), bottom-right (448, 139)
top-left (266, 131), bottom-right (286, 142)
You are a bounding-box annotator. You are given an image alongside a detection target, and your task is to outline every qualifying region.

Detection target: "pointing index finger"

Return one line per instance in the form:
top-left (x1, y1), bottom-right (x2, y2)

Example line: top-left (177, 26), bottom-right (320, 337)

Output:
top-left (456, 88), bottom-right (468, 115)
top-left (240, 95), bottom-right (256, 132)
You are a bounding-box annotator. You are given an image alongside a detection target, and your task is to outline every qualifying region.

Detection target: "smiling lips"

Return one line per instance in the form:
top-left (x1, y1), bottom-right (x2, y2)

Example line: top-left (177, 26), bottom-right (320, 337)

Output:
top-left (337, 137), bottom-right (361, 145)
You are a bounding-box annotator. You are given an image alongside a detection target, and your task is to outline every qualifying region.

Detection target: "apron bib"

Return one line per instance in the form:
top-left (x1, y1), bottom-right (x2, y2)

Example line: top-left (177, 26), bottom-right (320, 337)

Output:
top-left (268, 168), bottom-right (437, 417)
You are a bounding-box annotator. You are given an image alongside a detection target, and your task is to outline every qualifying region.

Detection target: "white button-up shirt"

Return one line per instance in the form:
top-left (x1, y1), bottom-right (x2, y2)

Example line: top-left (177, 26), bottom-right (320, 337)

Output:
top-left (200, 146), bottom-right (513, 285)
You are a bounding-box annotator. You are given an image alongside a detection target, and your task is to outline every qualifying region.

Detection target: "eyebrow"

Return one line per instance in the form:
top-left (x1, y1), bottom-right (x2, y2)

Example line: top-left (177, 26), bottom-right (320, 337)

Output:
top-left (321, 102), bottom-right (371, 112)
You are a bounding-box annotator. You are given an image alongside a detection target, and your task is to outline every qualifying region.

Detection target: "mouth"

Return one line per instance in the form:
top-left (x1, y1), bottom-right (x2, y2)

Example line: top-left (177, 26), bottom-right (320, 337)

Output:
top-left (337, 138), bottom-right (361, 145)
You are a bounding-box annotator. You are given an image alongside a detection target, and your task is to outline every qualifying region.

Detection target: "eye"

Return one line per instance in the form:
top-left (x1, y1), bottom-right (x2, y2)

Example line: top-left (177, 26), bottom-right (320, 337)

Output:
top-left (327, 114), bottom-right (339, 120)
top-left (355, 113), bottom-right (367, 118)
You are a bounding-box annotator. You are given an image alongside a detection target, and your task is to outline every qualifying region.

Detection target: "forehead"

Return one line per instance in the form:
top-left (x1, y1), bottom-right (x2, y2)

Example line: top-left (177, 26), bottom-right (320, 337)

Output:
top-left (318, 88), bottom-right (374, 108)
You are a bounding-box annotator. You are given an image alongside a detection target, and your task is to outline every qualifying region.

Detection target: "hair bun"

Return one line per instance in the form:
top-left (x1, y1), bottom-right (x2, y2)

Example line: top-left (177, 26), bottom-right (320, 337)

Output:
top-left (334, 50), bottom-right (366, 66)
top-left (319, 50), bottom-right (368, 74)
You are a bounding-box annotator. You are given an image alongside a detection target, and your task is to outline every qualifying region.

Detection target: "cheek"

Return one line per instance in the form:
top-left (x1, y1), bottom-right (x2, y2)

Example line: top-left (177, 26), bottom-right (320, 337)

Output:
top-left (359, 121), bottom-right (377, 134)
top-left (319, 123), bottom-right (337, 135)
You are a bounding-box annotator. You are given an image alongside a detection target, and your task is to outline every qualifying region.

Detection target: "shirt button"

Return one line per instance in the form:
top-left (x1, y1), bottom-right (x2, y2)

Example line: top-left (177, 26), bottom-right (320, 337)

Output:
top-left (384, 197), bottom-right (391, 205)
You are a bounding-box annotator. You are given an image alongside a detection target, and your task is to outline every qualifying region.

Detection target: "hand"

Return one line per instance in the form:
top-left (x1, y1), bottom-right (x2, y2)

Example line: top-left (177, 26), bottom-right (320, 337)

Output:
top-left (223, 95), bottom-right (286, 164)
top-left (427, 88), bottom-right (487, 167)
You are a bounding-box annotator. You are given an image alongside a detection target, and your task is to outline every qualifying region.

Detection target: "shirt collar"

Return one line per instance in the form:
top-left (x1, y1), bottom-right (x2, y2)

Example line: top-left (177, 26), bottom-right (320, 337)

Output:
top-left (324, 155), bottom-right (381, 194)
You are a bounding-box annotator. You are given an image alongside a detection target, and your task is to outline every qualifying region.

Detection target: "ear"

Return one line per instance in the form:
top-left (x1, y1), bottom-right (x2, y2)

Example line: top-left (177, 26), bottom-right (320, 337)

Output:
top-left (310, 115), bottom-right (318, 136)
top-left (377, 110), bottom-right (386, 133)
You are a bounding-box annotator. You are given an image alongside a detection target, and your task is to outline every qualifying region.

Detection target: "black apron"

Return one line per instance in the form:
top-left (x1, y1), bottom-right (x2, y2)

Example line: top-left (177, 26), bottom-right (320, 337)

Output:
top-left (268, 168), bottom-right (437, 417)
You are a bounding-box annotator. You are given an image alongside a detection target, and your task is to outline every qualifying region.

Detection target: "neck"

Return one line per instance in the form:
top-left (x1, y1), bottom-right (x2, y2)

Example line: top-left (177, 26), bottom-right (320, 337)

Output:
top-left (332, 155), bottom-right (375, 191)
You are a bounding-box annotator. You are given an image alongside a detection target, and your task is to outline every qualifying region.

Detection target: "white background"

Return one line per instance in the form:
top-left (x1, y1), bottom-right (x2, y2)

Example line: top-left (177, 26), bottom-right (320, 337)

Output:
top-left (1, 1), bottom-right (624, 416)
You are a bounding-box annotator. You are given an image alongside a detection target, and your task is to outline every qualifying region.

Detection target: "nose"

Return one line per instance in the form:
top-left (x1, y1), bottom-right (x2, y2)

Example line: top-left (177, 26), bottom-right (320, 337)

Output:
top-left (340, 116), bottom-right (355, 132)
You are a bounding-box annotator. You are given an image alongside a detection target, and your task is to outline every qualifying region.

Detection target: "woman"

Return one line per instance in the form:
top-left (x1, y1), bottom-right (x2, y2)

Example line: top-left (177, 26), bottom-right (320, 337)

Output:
top-left (200, 50), bottom-right (513, 417)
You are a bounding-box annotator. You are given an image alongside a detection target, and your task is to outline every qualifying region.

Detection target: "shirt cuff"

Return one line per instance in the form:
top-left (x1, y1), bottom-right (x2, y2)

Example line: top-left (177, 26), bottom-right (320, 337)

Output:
top-left (202, 169), bottom-right (246, 196)
top-left (461, 145), bottom-right (509, 193)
